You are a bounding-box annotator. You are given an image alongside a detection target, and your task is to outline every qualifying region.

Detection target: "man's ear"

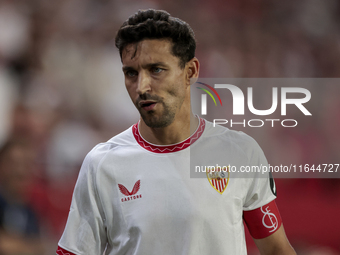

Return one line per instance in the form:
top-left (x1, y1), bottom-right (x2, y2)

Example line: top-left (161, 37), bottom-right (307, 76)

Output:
top-left (186, 57), bottom-right (200, 86)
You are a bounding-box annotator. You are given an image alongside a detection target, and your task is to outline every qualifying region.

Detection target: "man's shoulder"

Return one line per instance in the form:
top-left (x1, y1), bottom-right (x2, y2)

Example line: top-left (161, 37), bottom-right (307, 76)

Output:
top-left (85, 125), bottom-right (136, 166)
top-left (202, 119), bottom-right (259, 148)
top-left (200, 119), bottom-right (265, 162)
top-left (106, 125), bottom-right (136, 146)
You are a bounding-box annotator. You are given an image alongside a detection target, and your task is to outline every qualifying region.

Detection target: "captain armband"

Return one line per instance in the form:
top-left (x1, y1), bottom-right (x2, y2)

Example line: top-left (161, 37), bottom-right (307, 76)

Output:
top-left (243, 200), bottom-right (282, 239)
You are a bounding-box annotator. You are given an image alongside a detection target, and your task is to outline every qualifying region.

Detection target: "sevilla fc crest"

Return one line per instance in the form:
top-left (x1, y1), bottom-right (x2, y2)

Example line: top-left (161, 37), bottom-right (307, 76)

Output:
top-left (206, 166), bottom-right (229, 194)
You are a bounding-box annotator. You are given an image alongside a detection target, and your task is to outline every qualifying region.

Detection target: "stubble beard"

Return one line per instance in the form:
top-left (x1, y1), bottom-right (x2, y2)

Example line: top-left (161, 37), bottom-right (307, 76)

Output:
top-left (139, 101), bottom-right (176, 128)
top-left (136, 84), bottom-right (186, 128)
top-left (136, 90), bottom-right (186, 128)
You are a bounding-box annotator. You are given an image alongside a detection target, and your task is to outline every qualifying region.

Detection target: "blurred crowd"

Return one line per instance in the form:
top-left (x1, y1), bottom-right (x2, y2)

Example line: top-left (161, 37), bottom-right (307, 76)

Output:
top-left (0, 0), bottom-right (339, 254)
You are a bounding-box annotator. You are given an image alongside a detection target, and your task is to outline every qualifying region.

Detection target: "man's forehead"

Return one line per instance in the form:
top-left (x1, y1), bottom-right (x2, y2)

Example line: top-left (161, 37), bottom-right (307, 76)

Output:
top-left (122, 43), bottom-right (139, 60)
top-left (121, 39), bottom-right (173, 61)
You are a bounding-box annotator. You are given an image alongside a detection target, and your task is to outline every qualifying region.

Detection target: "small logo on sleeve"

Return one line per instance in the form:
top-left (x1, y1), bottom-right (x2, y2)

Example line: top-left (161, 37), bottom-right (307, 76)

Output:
top-left (269, 172), bottom-right (277, 196)
top-left (118, 180), bottom-right (142, 202)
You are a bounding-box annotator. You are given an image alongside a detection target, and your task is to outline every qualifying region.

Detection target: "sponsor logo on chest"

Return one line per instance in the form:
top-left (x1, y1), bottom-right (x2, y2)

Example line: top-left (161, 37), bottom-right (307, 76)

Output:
top-left (118, 180), bottom-right (143, 202)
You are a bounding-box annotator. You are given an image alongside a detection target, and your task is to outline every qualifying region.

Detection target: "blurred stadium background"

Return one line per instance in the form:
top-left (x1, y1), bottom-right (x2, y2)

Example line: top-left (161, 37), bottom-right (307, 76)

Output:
top-left (0, 0), bottom-right (339, 254)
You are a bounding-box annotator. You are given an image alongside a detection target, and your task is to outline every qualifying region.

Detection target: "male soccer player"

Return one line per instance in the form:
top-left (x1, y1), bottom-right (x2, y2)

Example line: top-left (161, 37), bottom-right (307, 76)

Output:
top-left (57, 9), bottom-right (296, 255)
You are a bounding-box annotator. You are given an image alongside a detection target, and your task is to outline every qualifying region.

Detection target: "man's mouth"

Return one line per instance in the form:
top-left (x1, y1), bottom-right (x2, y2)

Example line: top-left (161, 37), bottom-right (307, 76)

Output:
top-left (139, 101), bottom-right (157, 111)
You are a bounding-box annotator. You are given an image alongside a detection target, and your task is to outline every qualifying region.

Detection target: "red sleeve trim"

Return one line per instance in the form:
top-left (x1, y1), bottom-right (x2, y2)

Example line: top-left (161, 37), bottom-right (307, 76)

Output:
top-left (56, 246), bottom-right (77, 255)
top-left (243, 200), bottom-right (282, 239)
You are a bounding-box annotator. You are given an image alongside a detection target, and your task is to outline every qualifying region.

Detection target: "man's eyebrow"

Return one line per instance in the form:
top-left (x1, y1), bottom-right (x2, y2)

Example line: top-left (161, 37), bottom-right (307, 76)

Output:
top-left (144, 62), bottom-right (168, 68)
top-left (122, 62), bottom-right (169, 72)
top-left (122, 66), bottom-right (135, 72)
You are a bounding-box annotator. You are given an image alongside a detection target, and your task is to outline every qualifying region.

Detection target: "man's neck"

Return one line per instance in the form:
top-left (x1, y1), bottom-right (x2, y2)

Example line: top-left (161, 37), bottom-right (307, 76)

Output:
top-left (138, 113), bottom-right (199, 145)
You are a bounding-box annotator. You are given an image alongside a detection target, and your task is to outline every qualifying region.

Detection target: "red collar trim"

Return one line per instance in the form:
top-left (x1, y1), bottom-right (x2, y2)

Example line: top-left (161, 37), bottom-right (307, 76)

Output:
top-left (132, 117), bottom-right (205, 153)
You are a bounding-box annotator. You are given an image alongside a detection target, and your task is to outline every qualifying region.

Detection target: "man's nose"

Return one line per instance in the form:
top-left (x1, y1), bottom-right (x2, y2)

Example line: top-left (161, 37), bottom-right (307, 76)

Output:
top-left (136, 71), bottom-right (151, 95)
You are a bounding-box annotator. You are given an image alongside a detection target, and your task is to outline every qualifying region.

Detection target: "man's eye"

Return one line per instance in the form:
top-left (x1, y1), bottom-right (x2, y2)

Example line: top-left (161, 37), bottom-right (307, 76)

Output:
top-left (126, 70), bottom-right (138, 77)
top-left (152, 67), bottom-right (163, 74)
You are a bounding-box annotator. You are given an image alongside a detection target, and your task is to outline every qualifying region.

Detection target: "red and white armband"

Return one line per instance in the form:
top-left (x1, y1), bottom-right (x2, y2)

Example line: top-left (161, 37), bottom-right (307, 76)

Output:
top-left (243, 200), bottom-right (282, 239)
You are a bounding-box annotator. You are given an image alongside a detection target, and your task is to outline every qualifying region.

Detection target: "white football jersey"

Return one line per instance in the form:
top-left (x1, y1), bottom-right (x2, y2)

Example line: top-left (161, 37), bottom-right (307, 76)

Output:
top-left (57, 118), bottom-right (277, 255)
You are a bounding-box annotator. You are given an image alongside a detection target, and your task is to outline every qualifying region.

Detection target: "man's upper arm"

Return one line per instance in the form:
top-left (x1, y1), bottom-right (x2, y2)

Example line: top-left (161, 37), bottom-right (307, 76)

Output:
top-left (253, 225), bottom-right (297, 255)
top-left (57, 145), bottom-right (108, 255)
top-left (241, 134), bottom-right (295, 254)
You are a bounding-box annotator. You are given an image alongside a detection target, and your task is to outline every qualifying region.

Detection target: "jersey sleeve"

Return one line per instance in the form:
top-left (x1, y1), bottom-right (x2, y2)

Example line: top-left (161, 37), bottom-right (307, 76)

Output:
top-left (243, 137), bottom-right (276, 211)
top-left (241, 136), bottom-right (281, 239)
top-left (57, 146), bottom-right (107, 254)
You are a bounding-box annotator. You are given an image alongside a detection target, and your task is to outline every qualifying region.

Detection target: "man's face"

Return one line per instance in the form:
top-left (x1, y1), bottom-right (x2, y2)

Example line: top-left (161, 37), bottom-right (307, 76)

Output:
top-left (122, 39), bottom-right (188, 128)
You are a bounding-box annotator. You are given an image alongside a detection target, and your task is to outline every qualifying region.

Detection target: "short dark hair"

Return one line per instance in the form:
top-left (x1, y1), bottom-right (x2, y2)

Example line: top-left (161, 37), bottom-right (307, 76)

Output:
top-left (115, 9), bottom-right (196, 68)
